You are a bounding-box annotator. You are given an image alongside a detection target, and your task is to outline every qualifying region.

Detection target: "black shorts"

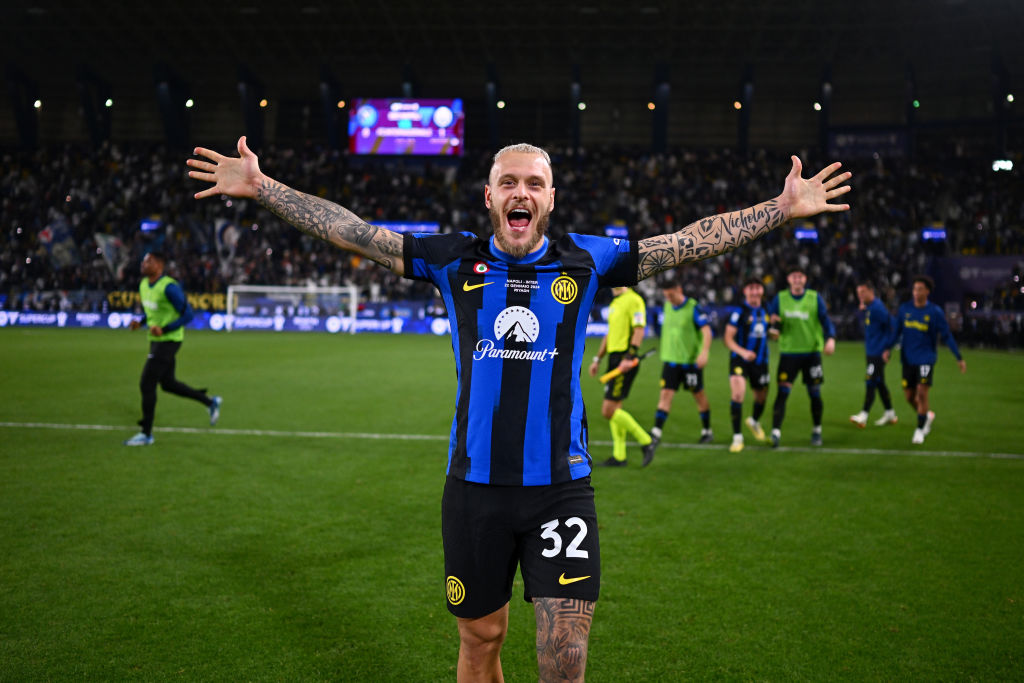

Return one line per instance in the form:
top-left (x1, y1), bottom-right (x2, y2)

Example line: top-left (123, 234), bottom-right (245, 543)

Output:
top-left (148, 340), bottom-right (182, 362)
top-left (661, 362), bottom-right (703, 393)
top-left (603, 351), bottom-right (639, 401)
top-left (729, 358), bottom-right (770, 390)
top-left (864, 355), bottom-right (888, 386)
top-left (441, 475), bottom-right (600, 619)
top-left (902, 363), bottom-right (934, 389)
top-left (777, 352), bottom-right (824, 386)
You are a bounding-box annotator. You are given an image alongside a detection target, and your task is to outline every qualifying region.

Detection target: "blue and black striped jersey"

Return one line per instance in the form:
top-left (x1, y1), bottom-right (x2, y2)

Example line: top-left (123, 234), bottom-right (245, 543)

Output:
top-left (403, 231), bottom-right (637, 486)
top-left (726, 302), bottom-right (770, 364)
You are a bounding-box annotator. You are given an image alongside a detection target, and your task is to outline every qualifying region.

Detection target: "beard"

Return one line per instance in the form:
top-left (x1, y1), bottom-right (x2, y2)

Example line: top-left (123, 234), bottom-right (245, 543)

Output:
top-left (489, 206), bottom-right (550, 259)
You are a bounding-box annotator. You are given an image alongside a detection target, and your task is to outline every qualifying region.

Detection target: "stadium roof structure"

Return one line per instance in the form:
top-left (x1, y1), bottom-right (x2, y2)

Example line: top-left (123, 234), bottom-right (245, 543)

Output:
top-left (2, 0), bottom-right (1022, 146)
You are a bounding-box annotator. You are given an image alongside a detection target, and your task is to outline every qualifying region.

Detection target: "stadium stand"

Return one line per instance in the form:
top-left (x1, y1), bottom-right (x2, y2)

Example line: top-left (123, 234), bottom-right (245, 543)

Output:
top-left (2, 142), bottom-right (1021, 346)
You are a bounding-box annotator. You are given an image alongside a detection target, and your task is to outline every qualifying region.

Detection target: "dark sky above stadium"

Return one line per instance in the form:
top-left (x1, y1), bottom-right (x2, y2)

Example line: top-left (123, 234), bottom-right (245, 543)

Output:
top-left (4, 0), bottom-right (1020, 101)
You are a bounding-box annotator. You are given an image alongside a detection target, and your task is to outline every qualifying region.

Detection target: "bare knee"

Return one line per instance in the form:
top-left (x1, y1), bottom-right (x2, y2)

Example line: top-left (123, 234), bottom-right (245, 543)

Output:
top-left (657, 389), bottom-right (675, 412)
top-left (457, 606), bottom-right (508, 679)
top-left (600, 401), bottom-right (619, 420)
top-left (460, 616), bottom-right (506, 651)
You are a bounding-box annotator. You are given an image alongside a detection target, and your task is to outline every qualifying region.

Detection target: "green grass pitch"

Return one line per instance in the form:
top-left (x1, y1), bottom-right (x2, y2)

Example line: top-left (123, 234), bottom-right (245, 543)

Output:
top-left (1, 328), bottom-right (1022, 681)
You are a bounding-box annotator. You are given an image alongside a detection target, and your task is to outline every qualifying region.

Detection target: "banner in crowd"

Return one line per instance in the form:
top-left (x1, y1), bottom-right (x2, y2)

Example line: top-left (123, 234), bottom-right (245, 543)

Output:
top-left (930, 255), bottom-right (1022, 302)
top-left (0, 307), bottom-right (611, 337)
top-left (106, 290), bottom-right (228, 312)
top-left (39, 214), bottom-right (79, 268)
top-left (827, 128), bottom-right (907, 159)
top-left (94, 232), bottom-right (124, 276)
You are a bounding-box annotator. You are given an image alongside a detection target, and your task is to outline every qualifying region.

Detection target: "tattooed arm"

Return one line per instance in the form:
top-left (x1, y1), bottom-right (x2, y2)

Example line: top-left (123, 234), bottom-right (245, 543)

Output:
top-left (636, 156), bottom-right (851, 281)
top-left (188, 136), bottom-right (405, 275)
top-left (254, 180), bottom-right (404, 273)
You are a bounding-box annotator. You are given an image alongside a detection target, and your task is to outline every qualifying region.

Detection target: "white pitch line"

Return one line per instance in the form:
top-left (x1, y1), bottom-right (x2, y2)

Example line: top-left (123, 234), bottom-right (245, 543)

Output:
top-left (0, 421), bottom-right (1022, 460)
top-left (0, 421), bottom-right (447, 441)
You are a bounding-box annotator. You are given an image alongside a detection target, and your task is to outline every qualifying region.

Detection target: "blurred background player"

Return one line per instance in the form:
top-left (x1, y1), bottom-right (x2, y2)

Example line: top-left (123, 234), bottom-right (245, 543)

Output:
top-left (124, 251), bottom-right (221, 446)
top-left (648, 278), bottom-right (713, 459)
top-left (590, 286), bottom-right (655, 467)
top-left (891, 275), bottom-right (967, 444)
top-left (849, 281), bottom-right (898, 428)
top-left (767, 265), bottom-right (837, 447)
top-left (723, 277), bottom-right (771, 453)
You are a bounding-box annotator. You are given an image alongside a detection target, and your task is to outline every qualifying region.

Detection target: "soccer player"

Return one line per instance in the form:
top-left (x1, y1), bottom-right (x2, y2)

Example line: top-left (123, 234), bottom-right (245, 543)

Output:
top-left (891, 275), bottom-right (966, 444)
top-left (588, 286), bottom-right (655, 467)
top-left (123, 251), bottom-right (222, 446)
top-left (188, 136), bottom-right (850, 682)
top-left (767, 265), bottom-right (837, 447)
top-left (723, 277), bottom-right (771, 453)
top-left (849, 281), bottom-right (898, 428)
top-left (647, 278), bottom-right (713, 460)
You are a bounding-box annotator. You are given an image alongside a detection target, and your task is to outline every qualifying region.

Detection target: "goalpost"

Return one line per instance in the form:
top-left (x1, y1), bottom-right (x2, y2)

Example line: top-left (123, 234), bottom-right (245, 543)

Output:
top-left (225, 284), bottom-right (360, 333)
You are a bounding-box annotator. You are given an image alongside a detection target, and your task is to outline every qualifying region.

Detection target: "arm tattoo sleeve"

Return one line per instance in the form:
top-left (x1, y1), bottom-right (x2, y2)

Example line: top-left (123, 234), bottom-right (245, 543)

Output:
top-left (534, 598), bottom-right (594, 682)
top-left (255, 179), bottom-right (404, 273)
top-left (637, 198), bottom-right (786, 281)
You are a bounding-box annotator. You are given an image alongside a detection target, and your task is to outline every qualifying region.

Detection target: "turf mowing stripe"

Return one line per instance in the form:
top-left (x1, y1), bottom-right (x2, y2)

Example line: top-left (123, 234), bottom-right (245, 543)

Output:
top-left (2, 421), bottom-right (1022, 460)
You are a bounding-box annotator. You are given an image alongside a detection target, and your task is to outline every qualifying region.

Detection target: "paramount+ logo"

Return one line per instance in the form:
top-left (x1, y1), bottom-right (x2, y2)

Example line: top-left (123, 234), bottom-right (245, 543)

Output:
top-left (473, 306), bottom-right (560, 362)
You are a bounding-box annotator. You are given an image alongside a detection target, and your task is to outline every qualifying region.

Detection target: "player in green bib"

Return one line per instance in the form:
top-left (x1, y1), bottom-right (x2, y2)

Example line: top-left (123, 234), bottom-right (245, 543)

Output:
top-left (647, 278), bottom-right (713, 463)
top-left (588, 287), bottom-right (655, 467)
top-left (123, 251), bottom-right (221, 446)
top-left (766, 265), bottom-right (836, 448)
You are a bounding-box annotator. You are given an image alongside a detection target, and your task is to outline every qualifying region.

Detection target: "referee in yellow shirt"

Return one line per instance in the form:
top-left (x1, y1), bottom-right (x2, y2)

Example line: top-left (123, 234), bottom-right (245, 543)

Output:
top-left (589, 286), bottom-right (655, 466)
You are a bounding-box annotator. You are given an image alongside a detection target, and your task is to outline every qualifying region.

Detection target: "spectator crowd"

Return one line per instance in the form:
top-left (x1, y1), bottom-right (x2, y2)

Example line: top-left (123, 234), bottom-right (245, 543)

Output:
top-left (2, 140), bottom-right (1022, 346)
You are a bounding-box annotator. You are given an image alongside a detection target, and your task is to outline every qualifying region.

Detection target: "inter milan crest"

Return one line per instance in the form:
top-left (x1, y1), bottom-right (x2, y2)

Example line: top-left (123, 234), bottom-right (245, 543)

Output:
top-left (551, 275), bottom-right (578, 305)
top-left (446, 576), bottom-right (465, 605)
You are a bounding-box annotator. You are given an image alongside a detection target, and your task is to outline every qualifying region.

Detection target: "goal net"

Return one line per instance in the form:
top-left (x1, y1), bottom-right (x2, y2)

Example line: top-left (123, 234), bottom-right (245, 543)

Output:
top-left (225, 284), bottom-right (360, 333)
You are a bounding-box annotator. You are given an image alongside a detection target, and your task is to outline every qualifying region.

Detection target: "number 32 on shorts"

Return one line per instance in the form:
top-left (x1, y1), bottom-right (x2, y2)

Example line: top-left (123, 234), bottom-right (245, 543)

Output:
top-left (540, 517), bottom-right (590, 558)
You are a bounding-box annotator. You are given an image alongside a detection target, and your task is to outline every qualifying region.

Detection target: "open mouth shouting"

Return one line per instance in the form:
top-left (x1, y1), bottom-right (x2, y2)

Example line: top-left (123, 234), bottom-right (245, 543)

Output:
top-left (506, 207), bottom-right (533, 233)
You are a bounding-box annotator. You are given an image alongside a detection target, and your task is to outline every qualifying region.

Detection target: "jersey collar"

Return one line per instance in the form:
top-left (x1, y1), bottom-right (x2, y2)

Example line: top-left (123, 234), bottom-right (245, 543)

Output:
top-left (488, 235), bottom-right (549, 265)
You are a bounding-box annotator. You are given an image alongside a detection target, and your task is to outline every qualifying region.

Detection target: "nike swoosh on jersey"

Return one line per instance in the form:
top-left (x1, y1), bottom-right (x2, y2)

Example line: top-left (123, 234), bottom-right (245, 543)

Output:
top-left (558, 573), bottom-right (591, 585)
top-left (462, 281), bottom-right (494, 292)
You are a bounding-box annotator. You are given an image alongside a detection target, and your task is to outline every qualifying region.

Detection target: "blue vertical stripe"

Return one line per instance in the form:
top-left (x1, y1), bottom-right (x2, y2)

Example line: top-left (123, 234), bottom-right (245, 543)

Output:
top-left (521, 270), bottom-right (562, 485)
top-left (433, 262), bottom-right (462, 472)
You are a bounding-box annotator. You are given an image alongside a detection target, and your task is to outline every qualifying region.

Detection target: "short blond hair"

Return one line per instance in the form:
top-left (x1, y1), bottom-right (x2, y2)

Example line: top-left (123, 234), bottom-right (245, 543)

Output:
top-left (489, 143), bottom-right (553, 185)
top-left (492, 143), bottom-right (551, 167)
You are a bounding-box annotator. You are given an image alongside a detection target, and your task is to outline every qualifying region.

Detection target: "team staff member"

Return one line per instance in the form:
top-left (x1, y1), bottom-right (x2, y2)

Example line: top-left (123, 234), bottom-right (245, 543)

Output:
top-left (890, 275), bottom-right (966, 444)
top-left (849, 281), bottom-right (898, 428)
top-left (589, 286), bottom-right (655, 467)
top-left (723, 277), bottom-right (771, 453)
top-left (647, 278), bottom-right (714, 463)
top-left (124, 251), bottom-right (221, 446)
top-left (189, 136), bottom-right (851, 681)
top-left (767, 265), bottom-right (837, 448)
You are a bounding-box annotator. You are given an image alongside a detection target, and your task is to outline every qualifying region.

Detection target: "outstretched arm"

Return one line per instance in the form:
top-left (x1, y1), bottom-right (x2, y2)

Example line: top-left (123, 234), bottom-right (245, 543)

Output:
top-left (636, 156), bottom-right (851, 281)
top-left (187, 136), bottom-right (405, 275)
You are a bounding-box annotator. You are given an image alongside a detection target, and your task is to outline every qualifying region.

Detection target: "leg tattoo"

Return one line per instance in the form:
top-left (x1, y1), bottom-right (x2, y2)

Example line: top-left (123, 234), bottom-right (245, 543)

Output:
top-left (534, 598), bottom-right (594, 682)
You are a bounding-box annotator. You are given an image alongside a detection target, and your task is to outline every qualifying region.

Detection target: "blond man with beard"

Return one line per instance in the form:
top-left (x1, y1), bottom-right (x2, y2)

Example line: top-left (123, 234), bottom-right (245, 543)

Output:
top-left (189, 137), bottom-right (850, 682)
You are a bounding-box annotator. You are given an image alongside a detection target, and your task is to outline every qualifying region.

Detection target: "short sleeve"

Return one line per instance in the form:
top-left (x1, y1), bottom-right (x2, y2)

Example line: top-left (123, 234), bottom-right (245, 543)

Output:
top-left (403, 232), bottom-right (475, 284)
top-left (566, 234), bottom-right (637, 287)
top-left (693, 304), bottom-right (710, 327)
